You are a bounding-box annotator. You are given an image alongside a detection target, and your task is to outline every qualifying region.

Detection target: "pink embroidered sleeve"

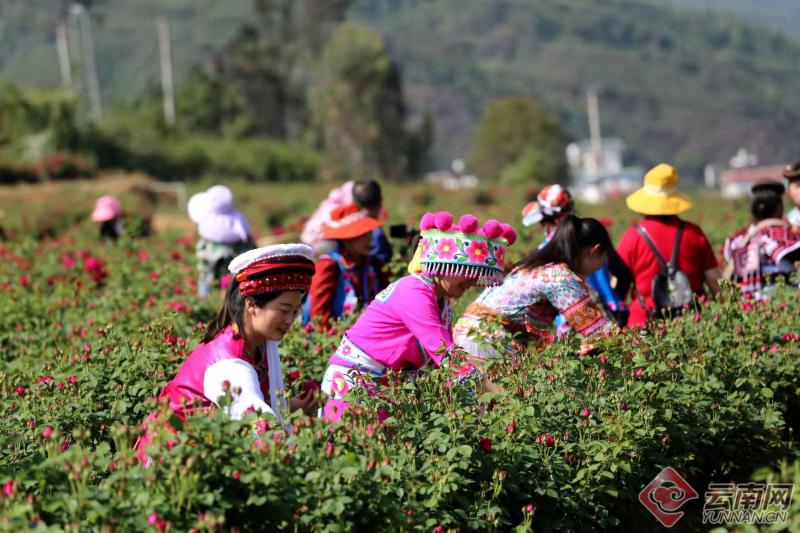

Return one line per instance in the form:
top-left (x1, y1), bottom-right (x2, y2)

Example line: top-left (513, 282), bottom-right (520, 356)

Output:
top-left (388, 279), bottom-right (453, 366)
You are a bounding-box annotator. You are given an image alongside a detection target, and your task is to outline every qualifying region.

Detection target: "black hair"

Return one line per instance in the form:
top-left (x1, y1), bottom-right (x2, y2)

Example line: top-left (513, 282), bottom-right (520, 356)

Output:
top-left (513, 215), bottom-right (612, 273)
top-left (353, 180), bottom-right (383, 210)
top-left (541, 209), bottom-right (574, 226)
top-left (751, 190), bottom-right (783, 221)
top-left (202, 281), bottom-right (285, 344)
top-left (784, 160), bottom-right (800, 179)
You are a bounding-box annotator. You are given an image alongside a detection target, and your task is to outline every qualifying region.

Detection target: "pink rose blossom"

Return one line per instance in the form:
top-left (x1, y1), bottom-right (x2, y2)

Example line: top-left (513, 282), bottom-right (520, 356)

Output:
top-left (61, 253), bottom-right (76, 269)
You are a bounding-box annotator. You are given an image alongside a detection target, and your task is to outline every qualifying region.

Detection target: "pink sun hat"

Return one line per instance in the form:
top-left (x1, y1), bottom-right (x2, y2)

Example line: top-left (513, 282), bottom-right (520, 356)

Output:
top-left (187, 185), bottom-right (251, 244)
top-left (90, 195), bottom-right (123, 222)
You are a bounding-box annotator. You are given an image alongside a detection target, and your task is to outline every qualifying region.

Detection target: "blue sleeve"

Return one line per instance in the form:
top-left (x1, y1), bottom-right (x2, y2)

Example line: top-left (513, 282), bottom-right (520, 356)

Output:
top-left (585, 262), bottom-right (623, 311)
top-left (369, 228), bottom-right (393, 264)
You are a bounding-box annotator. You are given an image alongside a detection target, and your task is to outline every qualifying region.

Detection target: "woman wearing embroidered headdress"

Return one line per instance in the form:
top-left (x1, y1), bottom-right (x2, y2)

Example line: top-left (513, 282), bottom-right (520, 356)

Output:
top-left (135, 244), bottom-right (318, 464)
top-left (454, 216), bottom-right (618, 363)
top-left (304, 204), bottom-right (389, 328)
top-left (320, 211), bottom-right (518, 422)
top-left (188, 185), bottom-right (255, 297)
top-left (723, 179), bottom-right (800, 298)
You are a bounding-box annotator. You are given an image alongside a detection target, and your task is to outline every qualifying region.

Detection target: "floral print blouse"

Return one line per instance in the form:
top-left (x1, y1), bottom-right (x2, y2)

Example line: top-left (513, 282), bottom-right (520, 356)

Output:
top-left (454, 262), bottom-right (614, 353)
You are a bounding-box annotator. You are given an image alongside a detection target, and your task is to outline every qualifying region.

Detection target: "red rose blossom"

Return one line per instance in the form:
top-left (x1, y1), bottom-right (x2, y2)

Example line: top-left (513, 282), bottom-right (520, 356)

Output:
top-left (478, 437), bottom-right (493, 453)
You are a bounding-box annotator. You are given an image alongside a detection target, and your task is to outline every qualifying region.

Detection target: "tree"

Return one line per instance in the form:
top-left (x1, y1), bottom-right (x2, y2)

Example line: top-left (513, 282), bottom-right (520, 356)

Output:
top-left (213, 0), bottom-right (352, 140)
top-left (311, 23), bottom-right (411, 179)
top-left (468, 95), bottom-right (570, 184)
top-left (176, 67), bottom-right (251, 137)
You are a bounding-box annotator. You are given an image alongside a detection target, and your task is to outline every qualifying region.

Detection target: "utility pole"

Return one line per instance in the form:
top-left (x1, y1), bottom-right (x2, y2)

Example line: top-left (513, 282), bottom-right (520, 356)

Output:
top-left (586, 84), bottom-right (602, 182)
top-left (71, 3), bottom-right (102, 118)
top-left (55, 23), bottom-right (72, 88)
top-left (157, 17), bottom-right (176, 125)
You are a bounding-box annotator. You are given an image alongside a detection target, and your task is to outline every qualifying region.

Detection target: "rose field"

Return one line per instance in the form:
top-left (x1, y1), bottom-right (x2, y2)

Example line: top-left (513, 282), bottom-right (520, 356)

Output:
top-left (1, 177), bottom-right (799, 531)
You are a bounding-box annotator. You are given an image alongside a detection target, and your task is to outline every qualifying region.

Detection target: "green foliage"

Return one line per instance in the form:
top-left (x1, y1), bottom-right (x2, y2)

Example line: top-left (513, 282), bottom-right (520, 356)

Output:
top-left (212, 0), bottom-right (353, 139)
top-left (0, 199), bottom-right (798, 529)
top-left (312, 23), bottom-right (410, 179)
top-left (201, 138), bottom-right (321, 182)
top-left (176, 68), bottom-right (253, 137)
top-left (469, 95), bottom-right (570, 184)
top-left (0, 84), bottom-right (81, 161)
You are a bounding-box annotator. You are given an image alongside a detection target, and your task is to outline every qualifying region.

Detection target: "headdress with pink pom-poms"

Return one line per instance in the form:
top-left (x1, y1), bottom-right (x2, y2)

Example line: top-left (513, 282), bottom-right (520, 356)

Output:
top-left (412, 211), bottom-right (517, 286)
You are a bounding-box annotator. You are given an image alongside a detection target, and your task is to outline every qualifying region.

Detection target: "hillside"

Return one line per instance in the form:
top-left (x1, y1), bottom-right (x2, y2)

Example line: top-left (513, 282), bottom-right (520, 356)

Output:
top-left (2, 0), bottom-right (800, 175)
top-left (666, 0), bottom-right (800, 39)
top-left (0, 0), bottom-right (254, 102)
top-left (353, 0), bottom-right (800, 174)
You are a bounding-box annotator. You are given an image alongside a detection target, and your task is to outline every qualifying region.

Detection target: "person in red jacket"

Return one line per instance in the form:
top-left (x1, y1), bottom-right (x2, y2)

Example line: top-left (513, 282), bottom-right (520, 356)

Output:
top-left (617, 163), bottom-right (721, 327)
top-left (304, 204), bottom-right (388, 328)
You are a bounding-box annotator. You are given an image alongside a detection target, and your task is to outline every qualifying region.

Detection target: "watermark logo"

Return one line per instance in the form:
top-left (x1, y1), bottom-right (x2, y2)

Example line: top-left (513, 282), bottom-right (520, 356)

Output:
top-left (703, 482), bottom-right (793, 525)
top-left (639, 467), bottom-right (699, 527)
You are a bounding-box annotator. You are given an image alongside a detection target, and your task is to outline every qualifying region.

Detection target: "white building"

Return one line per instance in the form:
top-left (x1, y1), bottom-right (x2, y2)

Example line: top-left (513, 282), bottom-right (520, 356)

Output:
top-left (566, 138), bottom-right (642, 204)
top-left (719, 148), bottom-right (785, 199)
top-left (719, 165), bottom-right (785, 199)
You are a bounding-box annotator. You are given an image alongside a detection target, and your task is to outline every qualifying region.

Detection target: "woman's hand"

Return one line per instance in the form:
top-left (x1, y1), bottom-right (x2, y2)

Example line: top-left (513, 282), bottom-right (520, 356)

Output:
top-left (289, 390), bottom-right (321, 415)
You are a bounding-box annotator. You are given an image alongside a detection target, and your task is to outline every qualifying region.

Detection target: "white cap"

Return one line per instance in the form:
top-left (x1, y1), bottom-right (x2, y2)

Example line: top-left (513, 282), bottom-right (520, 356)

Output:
top-left (228, 243), bottom-right (313, 276)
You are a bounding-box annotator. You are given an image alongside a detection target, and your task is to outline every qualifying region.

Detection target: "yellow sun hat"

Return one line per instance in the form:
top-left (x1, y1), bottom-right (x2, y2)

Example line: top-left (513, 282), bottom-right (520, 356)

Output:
top-left (625, 163), bottom-right (693, 216)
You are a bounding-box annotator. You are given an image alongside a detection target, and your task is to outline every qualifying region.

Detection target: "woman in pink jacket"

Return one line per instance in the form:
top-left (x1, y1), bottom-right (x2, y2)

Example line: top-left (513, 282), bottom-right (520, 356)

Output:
top-left (135, 244), bottom-right (318, 464)
top-left (320, 211), bottom-right (517, 422)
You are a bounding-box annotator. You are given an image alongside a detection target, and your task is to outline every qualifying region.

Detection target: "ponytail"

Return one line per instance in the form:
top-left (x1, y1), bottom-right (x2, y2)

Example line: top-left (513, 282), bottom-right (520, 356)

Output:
top-left (513, 215), bottom-right (611, 273)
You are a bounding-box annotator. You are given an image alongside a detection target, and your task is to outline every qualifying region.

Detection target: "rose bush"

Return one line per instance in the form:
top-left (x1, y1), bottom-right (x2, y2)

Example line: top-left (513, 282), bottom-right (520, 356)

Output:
top-left (1, 214), bottom-right (799, 531)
